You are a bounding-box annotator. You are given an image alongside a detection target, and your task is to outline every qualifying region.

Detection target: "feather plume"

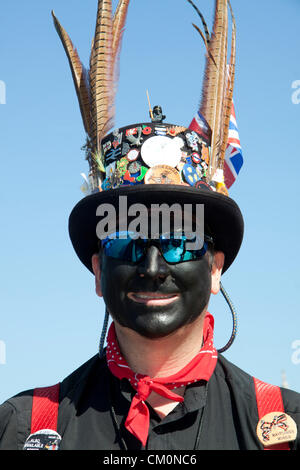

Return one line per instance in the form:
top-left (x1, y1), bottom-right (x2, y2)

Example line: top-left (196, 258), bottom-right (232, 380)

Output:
top-left (53, 0), bottom-right (130, 191)
top-left (112, 0), bottom-right (130, 100)
top-left (199, 0), bottom-right (228, 179)
top-left (187, 0), bottom-right (211, 43)
top-left (52, 11), bottom-right (92, 137)
top-left (218, 0), bottom-right (236, 167)
top-left (112, 0), bottom-right (130, 61)
top-left (192, 23), bottom-right (216, 67)
top-left (89, 0), bottom-right (114, 152)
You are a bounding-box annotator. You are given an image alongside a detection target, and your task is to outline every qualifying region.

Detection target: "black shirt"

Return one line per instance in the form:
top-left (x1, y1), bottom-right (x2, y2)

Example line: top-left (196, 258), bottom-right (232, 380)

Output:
top-left (0, 354), bottom-right (300, 450)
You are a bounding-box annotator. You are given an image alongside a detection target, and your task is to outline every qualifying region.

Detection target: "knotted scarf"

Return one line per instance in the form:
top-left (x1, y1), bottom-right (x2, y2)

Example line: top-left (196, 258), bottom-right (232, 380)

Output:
top-left (106, 313), bottom-right (218, 446)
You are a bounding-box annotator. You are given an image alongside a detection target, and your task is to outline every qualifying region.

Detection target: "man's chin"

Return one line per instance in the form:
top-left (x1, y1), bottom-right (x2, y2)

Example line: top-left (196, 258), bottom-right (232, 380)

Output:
top-left (122, 311), bottom-right (190, 339)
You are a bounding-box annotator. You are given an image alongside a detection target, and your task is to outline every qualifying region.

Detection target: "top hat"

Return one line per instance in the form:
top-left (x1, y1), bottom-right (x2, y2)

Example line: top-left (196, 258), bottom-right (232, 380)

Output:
top-left (53, 0), bottom-right (244, 275)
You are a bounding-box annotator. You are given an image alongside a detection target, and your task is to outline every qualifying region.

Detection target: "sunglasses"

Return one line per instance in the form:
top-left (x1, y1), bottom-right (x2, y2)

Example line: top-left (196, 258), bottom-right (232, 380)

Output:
top-left (100, 231), bottom-right (213, 264)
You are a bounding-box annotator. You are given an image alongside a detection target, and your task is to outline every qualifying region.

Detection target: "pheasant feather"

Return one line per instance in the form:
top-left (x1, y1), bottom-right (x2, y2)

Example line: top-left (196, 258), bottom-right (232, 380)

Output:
top-left (52, 11), bottom-right (92, 137)
top-left (200, 0), bottom-right (228, 179)
top-left (53, 1), bottom-right (130, 190)
top-left (187, 0), bottom-right (211, 43)
top-left (218, 0), bottom-right (236, 168)
top-left (112, 0), bottom-right (130, 61)
top-left (89, 0), bottom-right (114, 152)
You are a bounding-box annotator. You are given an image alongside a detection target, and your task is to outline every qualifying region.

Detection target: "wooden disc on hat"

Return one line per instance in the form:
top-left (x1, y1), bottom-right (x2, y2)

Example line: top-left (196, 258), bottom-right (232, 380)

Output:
top-left (144, 165), bottom-right (181, 185)
top-left (256, 412), bottom-right (297, 447)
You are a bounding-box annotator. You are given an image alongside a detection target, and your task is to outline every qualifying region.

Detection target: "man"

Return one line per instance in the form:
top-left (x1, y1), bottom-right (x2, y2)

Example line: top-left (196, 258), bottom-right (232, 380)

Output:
top-left (1, 126), bottom-right (299, 450)
top-left (1, 0), bottom-right (300, 451)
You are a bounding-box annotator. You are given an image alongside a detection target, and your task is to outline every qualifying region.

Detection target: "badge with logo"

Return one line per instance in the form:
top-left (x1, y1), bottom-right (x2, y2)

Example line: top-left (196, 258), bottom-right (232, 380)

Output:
top-left (256, 412), bottom-right (297, 447)
top-left (144, 165), bottom-right (181, 185)
top-left (23, 429), bottom-right (62, 450)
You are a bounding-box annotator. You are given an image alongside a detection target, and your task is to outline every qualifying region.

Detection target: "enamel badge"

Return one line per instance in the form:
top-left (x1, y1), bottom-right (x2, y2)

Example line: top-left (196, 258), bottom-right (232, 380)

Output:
top-left (256, 412), bottom-right (297, 447)
top-left (23, 429), bottom-right (62, 450)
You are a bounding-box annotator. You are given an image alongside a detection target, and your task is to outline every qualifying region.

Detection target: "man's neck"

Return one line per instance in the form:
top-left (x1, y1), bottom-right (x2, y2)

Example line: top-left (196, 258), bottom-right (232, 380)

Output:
top-left (114, 312), bottom-right (206, 378)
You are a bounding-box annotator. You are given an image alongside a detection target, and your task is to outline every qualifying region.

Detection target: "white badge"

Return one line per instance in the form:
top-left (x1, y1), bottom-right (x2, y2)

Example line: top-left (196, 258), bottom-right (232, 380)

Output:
top-left (23, 429), bottom-right (62, 450)
top-left (141, 136), bottom-right (183, 168)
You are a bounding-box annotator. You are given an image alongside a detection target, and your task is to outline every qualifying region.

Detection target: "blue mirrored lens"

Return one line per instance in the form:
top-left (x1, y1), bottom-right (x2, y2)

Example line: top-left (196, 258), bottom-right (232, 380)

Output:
top-left (101, 231), bottom-right (207, 263)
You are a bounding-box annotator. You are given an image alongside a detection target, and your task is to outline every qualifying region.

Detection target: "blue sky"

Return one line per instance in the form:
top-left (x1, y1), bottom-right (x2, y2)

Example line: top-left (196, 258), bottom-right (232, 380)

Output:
top-left (1, 0), bottom-right (300, 404)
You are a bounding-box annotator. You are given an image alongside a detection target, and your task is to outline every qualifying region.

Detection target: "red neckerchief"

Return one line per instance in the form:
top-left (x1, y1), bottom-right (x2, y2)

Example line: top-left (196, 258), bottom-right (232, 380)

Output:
top-left (106, 313), bottom-right (218, 447)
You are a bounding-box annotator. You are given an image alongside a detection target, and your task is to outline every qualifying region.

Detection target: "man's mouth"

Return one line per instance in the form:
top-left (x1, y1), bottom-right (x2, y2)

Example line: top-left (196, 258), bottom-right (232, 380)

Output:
top-left (127, 292), bottom-right (180, 306)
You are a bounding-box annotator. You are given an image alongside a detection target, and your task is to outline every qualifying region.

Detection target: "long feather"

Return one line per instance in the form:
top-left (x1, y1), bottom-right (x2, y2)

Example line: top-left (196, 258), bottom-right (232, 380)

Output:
top-left (89, 0), bottom-right (114, 152)
top-left (218, 0), bottom-right (236, 167)
top-left (112, 0), bottom-right (130, 61)
top-left (192, 23), bottom-right (216, 67)
top-left (187, 0), bottom-right (210, 43)
top-left (200, 0), bottom-right (228, 179)
top-left (52, 11), bottom-right (92, 137)
top-left (112, 0), bottom-right (130, 98)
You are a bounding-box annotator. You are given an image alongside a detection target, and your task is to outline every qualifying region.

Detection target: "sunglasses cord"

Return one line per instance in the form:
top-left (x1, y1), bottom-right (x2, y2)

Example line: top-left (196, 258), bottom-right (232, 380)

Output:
top-left (98, 284), bottom-right (238, 358)
top-left (99, 308), bottom-right (110, 358)
top-left (217, 282), bottom-right (238, 353)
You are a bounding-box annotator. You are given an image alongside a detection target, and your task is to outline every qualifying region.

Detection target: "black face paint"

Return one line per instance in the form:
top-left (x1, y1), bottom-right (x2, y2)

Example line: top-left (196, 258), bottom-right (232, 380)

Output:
top-left (100, 244), bottom-right (212, 339)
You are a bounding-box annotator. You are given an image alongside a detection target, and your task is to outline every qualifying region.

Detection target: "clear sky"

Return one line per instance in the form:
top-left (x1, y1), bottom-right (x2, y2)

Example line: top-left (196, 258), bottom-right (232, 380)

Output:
top-left (1, 0), bottom-right (300, 404)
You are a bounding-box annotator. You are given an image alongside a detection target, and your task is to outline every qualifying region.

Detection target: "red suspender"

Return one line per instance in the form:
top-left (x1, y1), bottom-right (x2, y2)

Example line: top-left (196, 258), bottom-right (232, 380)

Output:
top-left (31, 383), bottom-right (60, 434)
top-left (253, 377), bottom-right (290, 450)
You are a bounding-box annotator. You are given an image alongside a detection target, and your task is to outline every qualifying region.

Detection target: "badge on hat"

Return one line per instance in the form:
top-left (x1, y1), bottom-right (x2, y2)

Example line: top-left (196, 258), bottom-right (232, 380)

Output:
top-left (23, 429), bottom-right (62, 450)
top-left (141, 135), bottom-right (183, 168)
top-left (256, 412), bottom-right (297, 447)
top-left (144, 165), bottom-right (181, 185)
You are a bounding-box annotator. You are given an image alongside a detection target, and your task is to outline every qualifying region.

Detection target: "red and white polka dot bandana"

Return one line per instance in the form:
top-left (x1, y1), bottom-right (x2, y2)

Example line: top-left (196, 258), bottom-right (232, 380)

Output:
top-left (106, 313), bottom-right (218, 447)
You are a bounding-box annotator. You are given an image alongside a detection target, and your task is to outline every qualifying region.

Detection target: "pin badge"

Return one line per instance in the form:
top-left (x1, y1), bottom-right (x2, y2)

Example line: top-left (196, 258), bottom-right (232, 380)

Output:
top-left (126, 127), bottom-right (143, 146)
top-left (23, 429), bottom-right (62, 450)
top-left (112, 129), bottom-right (122, 148)
top-left (182, 163), bottom-right (201, 186)
top-left (191, 152), bottom-right (202, 164)
top-left (117, 156), bottom-right (129, 176)
top-left (167, 126), bottom-right (187, 137)
top-left (142, 126), bottom-right (152, 135)
top-left (256, 412), bottom-right (297, 447)
top-left (186, 131), bottom-right (200, 151)
top-left (141, 136), bottom-right (183, 168)
top-left (201, 145), bottom-right (210, 164)
top-left (123, 161), bottom-right (145, 185)
top-left (194, 180), bottom-right (212, 191)
top-left (144, 165), bottom-right (181, 185)
top-left (126, 148), bottom-right (139, 162)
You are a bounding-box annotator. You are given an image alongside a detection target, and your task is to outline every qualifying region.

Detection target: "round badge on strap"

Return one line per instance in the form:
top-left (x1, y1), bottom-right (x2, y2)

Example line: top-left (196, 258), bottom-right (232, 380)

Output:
top-left (256, 412), bottom-right (297, 447)
top-left (23, 429), bottom-right (62, 450)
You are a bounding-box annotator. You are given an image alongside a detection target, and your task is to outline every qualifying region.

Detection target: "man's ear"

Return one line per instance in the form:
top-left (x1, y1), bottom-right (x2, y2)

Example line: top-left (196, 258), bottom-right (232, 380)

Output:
top-left (91, 254), bottom-right (103, 298)
top-left (211, 251), bottom-right (225, 295)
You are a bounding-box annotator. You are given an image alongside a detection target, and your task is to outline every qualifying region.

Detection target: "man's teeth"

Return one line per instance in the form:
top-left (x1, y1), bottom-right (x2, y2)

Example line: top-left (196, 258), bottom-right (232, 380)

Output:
top-left (133, 293), bottom-right (175, 299)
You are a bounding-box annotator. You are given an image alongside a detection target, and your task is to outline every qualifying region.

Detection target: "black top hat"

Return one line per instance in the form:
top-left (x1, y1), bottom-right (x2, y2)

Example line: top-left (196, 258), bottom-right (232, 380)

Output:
top-left (54, 0), bottom-right (243, 275)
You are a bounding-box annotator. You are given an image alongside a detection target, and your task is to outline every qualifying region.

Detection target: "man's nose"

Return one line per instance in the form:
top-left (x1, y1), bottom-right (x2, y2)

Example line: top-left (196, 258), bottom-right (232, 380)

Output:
top-left (137, 245), bottom-right (170, 280)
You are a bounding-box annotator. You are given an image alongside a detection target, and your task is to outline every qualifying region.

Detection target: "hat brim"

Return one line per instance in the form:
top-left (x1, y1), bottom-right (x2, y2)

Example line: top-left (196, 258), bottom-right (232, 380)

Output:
top-left (68, 185), bottom-right (244, 274)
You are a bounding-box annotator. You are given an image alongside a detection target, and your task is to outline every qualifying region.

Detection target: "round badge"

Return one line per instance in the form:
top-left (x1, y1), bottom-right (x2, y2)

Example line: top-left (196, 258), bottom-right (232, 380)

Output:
top-left (141, 136), bottom-right (183, 168)
top-left (142, 126), bottom-right (152, 135)
top-left (256, 412), bottom-right (297, 447)
top-left (182, 163), bottom-right (201, 186)
top-left (144, 165), bottom-right (181, 185)
top-left (191, 152), bottom-right (201, 164)
top-left (23, 429), bottom-right (62, 450)
top-left (126, 148), bottom-right (139, 162)
top-left (128, 161), bottom-right (141, 175)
